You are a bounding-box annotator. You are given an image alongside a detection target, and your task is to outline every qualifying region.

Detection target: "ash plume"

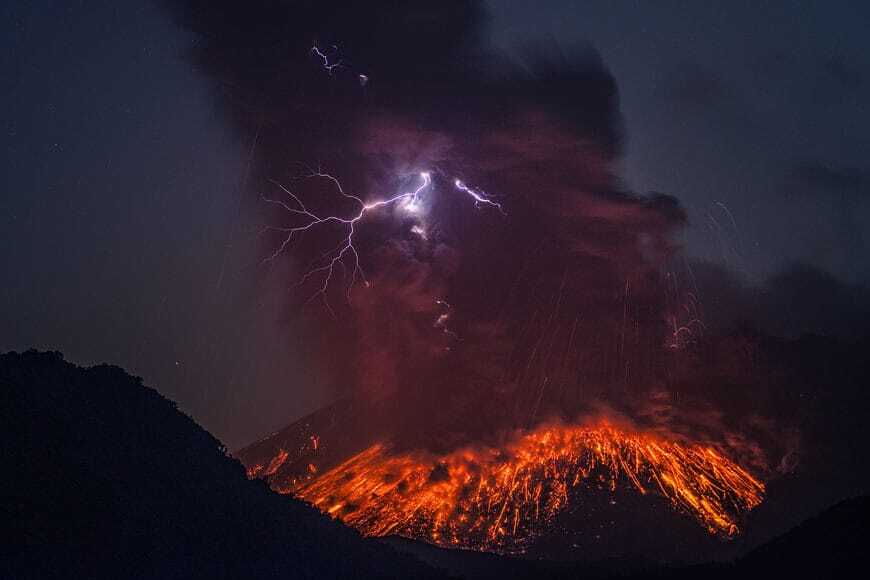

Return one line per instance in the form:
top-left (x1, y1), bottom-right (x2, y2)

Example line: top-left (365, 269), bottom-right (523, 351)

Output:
top-left (159, 0), bottom-right (803, 505)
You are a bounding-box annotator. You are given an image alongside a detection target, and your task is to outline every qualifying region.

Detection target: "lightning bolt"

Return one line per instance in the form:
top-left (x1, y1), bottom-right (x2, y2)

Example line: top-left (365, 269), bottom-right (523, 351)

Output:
top-left (311, 43), bottom-right (369, 87)
top-left (263, 45), bottom-right (505, 315)
top-left (311, 44), bottom-right (342, 74)
top-left (262, 170), bottom-right (504, 315)
top-left (453, 179), bottom-right (506, 215)
top-left (434, 299), bottom-right (460, 344)
top-left (262, 171), bottom-right (431, 315)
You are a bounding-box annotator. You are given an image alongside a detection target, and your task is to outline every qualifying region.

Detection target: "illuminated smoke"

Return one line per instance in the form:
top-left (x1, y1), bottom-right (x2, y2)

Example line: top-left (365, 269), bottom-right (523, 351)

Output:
top-left (262, 167), bottom-right (503, 312)
top-left (261, 171), bottom-right (432, 312)
top-left (163, 0), bottom-right (782, 553)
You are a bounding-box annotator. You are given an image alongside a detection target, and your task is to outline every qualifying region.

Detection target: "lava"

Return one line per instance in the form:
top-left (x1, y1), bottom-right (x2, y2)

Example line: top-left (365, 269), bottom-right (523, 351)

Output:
top-left (263, 420), bottom-right (764, 551)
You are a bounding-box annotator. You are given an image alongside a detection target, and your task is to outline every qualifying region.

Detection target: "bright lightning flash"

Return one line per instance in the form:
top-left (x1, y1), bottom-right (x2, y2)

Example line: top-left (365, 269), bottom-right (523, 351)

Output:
top-left (262, 170), bottom-right (503, 313)
top-left (454, 179), bottom-right (506, 215)
top-left (311, 44), bottom-right (342, 74)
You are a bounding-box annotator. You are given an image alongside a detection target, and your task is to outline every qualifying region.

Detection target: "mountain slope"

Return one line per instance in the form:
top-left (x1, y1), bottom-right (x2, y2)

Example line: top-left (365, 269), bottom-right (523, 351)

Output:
top-left (735, 494), bottom-right (869, 575)
top-left (4, 350), bottom-right (444, 579)
top-left (6, 349), bottom-right (868, 579)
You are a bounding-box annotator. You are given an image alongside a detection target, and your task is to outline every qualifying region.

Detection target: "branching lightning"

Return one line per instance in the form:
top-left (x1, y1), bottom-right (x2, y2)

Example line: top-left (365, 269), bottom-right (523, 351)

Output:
top-left (454, 179), bottom-right (506, 215)
top-left (310, 44), bottom-right (342, 74)
top-left (311, 43), bottom-right (368, 86)
top-left (262, 171), bottom-right (431, 313)
top-left (262, 169), bottom-right (504, 314)
top-left (283, 44), bottom-right (507, 312)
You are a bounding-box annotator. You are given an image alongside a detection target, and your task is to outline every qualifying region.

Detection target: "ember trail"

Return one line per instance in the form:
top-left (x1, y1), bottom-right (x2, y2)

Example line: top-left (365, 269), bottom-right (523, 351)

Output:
top-left (255, 421), bottom-right (764, 551)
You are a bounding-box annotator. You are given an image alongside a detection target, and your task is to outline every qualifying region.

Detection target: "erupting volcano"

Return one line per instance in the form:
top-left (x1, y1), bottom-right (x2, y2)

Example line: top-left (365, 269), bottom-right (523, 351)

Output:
top-left (242, 417), bottom-right (764, 552)
top-left (11, 0), bottom-right (870, 577)
top-left (168, 0), bottom-right (791, 559)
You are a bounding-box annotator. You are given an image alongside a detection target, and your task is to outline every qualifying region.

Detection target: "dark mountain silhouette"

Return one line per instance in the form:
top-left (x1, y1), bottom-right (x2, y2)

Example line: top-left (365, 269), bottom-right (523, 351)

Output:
top-left (735, 495), bottom-right (869, 575)
top-left (5, 349), bottom-right (869, 579)
top-left (4, 350), bottom-right (443, 579)
top-left (372, 495), bottom-right (870, 580)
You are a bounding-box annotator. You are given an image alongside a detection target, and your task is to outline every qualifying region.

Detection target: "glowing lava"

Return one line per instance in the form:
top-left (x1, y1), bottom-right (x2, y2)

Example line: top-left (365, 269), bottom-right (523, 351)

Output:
top-left (263, 421), bottom-right (764, 551)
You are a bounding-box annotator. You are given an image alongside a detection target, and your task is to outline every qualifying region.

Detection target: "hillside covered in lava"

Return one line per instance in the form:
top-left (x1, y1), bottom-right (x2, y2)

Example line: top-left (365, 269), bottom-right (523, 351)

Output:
top-left (236, 329), bottom-right (870, 565)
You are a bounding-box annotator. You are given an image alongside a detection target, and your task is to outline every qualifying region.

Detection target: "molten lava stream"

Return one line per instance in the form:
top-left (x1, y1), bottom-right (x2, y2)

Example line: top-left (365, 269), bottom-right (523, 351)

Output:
top-left (283, 422), bottom-right (764, 551)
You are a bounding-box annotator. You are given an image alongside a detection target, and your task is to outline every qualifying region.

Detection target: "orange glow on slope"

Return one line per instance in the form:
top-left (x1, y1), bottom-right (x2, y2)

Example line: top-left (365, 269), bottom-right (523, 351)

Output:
top-left (260, 448), bottom-right (289, 477)
top-left (270, 422), bottom-right (764, 551)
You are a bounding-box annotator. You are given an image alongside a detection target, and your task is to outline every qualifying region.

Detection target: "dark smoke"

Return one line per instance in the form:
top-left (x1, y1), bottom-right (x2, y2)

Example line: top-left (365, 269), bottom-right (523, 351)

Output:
top-left (159, 0), bottom-right (693, 447)
top-left (679, 260), bottom-right (870, 340)
top-left (157, 1), bottom-right (869, 501)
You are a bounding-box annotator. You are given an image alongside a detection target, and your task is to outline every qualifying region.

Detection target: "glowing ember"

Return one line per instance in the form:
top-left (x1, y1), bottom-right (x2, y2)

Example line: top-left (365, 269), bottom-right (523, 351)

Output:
top-left (263, 421), bottom-right (764, 551)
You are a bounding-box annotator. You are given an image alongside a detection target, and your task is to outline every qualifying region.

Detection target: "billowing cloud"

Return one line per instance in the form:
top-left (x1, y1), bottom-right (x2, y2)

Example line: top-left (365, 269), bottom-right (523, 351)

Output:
top-left (160, 1), bottom-right (802, 461)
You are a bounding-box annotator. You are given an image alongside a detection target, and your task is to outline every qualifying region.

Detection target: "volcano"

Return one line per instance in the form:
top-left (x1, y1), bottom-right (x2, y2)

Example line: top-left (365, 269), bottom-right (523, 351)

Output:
top-left (237, 397), bottom-right (764, 561)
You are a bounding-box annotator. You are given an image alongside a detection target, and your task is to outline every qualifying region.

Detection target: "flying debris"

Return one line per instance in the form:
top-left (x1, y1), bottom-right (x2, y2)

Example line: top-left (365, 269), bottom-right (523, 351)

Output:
top-left (250, 420), bottom-right (764, 552)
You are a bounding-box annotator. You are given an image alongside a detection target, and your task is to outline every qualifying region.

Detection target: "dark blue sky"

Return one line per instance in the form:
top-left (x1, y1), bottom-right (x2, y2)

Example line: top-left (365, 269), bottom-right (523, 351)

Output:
top-left (3, 0), bottom-right (868, 447)
top-left (2, 0), bottom-right (324, 447)
top-left (489, 0), bottom-right (870, 284)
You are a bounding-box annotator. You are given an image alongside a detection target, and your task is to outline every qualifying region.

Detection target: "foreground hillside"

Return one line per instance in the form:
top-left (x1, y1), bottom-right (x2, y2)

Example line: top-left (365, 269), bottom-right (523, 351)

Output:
top-left (4, 349), bottom-right (868, 579)
top-left (4, 350), bottom-right (443, 579)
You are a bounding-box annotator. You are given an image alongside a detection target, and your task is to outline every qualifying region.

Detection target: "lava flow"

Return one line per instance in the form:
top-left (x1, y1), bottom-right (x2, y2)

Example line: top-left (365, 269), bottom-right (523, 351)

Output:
top-left (264, 420), bottom-right (764, 551)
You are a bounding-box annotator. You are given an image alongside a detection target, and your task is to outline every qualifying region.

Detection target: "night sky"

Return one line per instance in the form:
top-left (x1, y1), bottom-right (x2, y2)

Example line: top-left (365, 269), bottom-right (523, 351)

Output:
top-left (3, 0), bottom-right (869, 449)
